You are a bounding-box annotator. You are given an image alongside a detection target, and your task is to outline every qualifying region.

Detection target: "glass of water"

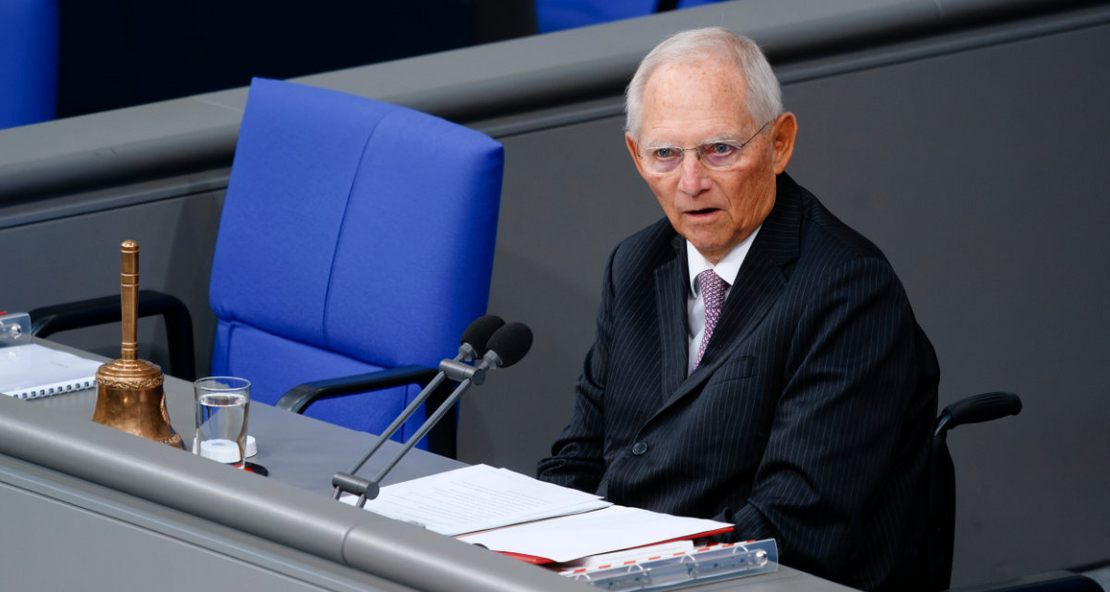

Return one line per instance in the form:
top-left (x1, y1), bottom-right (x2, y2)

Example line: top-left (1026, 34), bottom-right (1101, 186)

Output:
top-left (193, 376), bottom-right (251, 467)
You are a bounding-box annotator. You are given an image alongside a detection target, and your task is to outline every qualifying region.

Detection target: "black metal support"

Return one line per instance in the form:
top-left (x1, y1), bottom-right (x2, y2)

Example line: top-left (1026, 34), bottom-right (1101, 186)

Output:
top-left (276, 365), bottom-right (458, 459)
top-left (29, 289), bottom-right (196, 381)
top-left (929, 392), bottom-right (1023, 591)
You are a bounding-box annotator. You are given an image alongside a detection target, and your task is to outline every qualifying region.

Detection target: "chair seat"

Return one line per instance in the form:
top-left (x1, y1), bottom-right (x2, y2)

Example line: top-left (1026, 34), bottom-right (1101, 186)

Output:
top-left (212, 320), bottom-right (425, 439)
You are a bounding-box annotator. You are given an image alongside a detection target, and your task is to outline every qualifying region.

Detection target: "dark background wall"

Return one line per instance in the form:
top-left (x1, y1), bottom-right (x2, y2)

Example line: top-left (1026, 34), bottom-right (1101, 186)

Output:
top-left (1, 1), bottom-right (1107, 587)
top-left (53, 0), bottom-right (535, 118)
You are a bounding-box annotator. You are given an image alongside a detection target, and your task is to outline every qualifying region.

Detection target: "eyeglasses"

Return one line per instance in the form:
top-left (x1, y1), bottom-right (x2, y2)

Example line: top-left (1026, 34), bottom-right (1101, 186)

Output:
top-left (637, 119), bottom-right (773, 174)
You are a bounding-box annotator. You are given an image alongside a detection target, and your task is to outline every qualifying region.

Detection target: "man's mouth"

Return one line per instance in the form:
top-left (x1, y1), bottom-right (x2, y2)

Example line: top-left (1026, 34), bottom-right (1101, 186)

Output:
top-left (686, 208), bottom-right (720, 217)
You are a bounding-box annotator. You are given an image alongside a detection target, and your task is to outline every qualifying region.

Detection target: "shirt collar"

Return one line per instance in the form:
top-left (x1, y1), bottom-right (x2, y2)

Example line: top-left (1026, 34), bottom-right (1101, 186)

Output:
top-left (686, 226), bottom-right (761, 295)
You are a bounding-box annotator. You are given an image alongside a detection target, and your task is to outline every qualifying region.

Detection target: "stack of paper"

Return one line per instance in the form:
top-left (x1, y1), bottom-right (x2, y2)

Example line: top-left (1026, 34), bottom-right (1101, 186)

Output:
top-left (342, 463), bottom-right (732, 564)
top-left (340, 464), bottom-right (610, 536)
top-left (0, 344), bottom-right (101, 400)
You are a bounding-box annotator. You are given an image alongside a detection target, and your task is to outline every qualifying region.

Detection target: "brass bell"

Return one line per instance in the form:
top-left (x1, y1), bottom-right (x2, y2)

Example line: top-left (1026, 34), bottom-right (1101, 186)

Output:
top-left (91, 240), bottom-right (183, 448)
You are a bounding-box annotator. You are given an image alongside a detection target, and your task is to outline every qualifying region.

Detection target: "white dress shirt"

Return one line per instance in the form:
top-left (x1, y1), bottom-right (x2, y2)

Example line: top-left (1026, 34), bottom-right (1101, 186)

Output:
top-left (686, 226), bottom-right (761, 374)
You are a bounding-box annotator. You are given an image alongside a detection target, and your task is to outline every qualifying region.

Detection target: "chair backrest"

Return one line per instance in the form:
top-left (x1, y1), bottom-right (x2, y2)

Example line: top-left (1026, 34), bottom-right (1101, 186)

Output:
top-left (0, 0), bottom-right (58, 129)
top-left (928, 392), bottom-right (1023, 591)
top-left (208, 78), bottom-right (503, 442)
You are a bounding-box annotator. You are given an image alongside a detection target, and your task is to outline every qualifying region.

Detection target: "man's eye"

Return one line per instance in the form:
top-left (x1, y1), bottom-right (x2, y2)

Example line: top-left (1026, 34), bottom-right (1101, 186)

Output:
top-left (706, 143), bottom-right (736, 156)
top-left (652, 147), bottom-right (678, 159)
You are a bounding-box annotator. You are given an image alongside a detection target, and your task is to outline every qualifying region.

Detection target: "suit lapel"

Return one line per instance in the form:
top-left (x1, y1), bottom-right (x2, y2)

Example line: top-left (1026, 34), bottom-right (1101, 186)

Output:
top-left (650, 174), bottom-right (804, 419)
top-left (654, 236), bottom-right (689, 404)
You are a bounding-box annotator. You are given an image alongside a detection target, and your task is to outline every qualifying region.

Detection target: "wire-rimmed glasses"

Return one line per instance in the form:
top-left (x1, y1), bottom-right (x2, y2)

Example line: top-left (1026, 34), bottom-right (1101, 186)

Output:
top-left (637, 119), bottom-right (773, 175)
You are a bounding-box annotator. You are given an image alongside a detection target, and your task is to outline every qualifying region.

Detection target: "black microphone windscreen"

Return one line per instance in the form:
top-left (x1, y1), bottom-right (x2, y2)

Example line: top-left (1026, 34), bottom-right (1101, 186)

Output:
top-left (486, 322), bottom-right (533, 368)
top-left (461, 315), bottom-right (505, 354)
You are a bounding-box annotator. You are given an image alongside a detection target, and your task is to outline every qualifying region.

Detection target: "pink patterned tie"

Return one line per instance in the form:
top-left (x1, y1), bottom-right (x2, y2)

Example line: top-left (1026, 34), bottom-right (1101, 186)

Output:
top-left (694, 269), bottom-right (727, 369)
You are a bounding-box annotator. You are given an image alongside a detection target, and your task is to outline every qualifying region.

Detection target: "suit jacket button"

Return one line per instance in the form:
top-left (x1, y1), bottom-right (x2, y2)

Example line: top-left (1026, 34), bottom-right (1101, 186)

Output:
top-left (631, 441), bottom-right (648, 456)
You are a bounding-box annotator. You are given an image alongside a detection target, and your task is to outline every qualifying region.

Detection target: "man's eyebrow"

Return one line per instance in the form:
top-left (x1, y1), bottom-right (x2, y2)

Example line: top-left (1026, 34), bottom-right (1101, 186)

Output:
top-left (699, 135), bottom-right (743, 144)
top-left (642, 136), bottom-right (742, 148)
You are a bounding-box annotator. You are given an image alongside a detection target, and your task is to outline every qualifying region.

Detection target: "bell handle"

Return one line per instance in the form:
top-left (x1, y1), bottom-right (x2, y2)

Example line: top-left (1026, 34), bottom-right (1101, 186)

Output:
top-left (120, 240), bottom-right (139, 361)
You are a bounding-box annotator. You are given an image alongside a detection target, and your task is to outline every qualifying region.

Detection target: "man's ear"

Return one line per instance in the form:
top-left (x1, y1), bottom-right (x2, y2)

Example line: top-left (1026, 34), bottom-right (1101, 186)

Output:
top-left (771, 112), bottom-right (798, 174)
top-left (626, 133), bottom-right (649, 178)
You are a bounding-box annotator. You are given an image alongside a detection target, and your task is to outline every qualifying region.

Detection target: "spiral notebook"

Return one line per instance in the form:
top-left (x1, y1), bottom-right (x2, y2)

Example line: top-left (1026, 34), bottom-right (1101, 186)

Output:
top-left (0, 343), bottom-right (101, 400)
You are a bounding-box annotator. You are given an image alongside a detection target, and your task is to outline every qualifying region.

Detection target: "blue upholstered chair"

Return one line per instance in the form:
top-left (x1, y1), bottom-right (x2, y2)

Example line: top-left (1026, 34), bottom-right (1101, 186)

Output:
top-left (31, 79), bottom-right (503, 456)
top-left (208, 78), bottom-right (503, 450)
top-left (0, 0), bottom-right (58, 129)
top-left (535, 0), bottom-right (722, 34)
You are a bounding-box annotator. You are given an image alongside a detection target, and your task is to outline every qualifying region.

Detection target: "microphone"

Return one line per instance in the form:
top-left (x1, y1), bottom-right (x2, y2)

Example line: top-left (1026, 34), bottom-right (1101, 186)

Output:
top-left (440, 322), bottom-right (533, 385)
top-left (331, 315), bottom-right (503, 503)
top-left (483, 321), bottom-right (533, 368)
top-left (333, 321), bottom-right (533, 506)
top-left (456, 314), bottom-right (505, 362)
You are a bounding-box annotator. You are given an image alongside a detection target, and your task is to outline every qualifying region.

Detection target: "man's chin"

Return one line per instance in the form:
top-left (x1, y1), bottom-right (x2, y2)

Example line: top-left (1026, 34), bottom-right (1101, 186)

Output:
top-left (684, 237), bottom-right (731, 262)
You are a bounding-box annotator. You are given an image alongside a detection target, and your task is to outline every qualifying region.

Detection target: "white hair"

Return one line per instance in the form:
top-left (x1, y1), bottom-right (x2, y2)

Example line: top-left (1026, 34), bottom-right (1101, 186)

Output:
top-left (625, 27), bottom-right (783, 139)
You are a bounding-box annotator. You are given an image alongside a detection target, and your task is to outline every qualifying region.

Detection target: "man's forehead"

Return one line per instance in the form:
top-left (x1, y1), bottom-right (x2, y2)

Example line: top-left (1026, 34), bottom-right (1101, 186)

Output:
top-left (639, 58), bottom-right (754, 139)
top-left (648, 56), bottom-right (742, 86)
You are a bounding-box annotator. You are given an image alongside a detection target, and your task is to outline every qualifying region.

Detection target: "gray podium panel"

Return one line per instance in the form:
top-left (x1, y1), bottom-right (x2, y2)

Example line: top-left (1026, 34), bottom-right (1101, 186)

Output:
top-left (0, 454), bottom-right (417, 592)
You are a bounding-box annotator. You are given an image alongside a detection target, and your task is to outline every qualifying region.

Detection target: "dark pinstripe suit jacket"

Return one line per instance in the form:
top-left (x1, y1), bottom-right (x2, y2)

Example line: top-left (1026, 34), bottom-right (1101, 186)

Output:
top-left (538, 174), bottom-right (939, 591)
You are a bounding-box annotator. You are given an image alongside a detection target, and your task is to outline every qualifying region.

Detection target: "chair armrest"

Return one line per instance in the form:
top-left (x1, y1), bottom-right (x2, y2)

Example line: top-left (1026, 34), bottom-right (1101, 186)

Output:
top-left (29, 289), bottom-right (196, 381)
top-left (934, 391), bottom-right (1022, 438)
top-left (275, 365), bottom-right (456, 458)
top-left (275, 365), bottom-right (437, 412)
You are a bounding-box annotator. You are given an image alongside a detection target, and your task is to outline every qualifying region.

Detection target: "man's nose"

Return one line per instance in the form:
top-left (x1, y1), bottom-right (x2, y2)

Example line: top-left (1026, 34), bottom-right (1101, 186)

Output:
top-left (677, 152), bottom-right (710, 194)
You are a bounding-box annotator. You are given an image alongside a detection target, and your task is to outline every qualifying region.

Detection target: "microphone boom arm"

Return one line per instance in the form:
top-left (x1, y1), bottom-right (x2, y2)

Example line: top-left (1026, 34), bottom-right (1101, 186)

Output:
top-left (331, 320), bottom-right (531, 508)
top-left (334, 367), bottom-right (477, 507)
top-left (331, 370), bottom-right (449, 501)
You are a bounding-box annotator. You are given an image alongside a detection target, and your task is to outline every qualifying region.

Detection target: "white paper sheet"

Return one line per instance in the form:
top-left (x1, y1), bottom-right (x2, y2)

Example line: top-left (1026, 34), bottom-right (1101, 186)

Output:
top-left (340, 464), bottom-right (610, 536)
top-left (0, 343), bottom-right (101, 399)
top-left (457, 504), bottom-right (730, 563)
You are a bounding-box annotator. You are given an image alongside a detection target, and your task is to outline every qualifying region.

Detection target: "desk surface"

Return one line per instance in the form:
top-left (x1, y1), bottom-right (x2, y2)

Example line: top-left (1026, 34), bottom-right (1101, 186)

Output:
top-left (30, 369), bottom-right (464, 495)
top-left (17, 341), bottom-right (853, 592)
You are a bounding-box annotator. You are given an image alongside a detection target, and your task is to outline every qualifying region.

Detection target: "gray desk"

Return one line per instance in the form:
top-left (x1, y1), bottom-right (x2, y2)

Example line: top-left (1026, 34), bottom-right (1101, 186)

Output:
top-left (0, 342), bottom-right (852, 592)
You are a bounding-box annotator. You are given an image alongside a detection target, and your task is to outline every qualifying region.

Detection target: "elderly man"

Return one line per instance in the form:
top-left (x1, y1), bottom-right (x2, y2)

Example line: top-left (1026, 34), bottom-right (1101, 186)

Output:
top-left (537, 28), bottom-right (939, 591)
